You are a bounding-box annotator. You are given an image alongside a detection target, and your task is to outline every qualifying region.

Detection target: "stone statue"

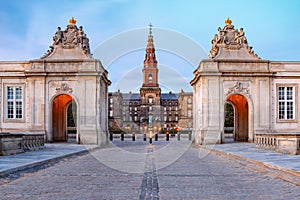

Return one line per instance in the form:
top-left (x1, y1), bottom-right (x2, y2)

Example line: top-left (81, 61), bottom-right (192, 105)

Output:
top-left (77, 26), bottom-right (85, 44)
top-left (53, 27), bottom-right (63, 45)
top-left (235, 28), bottom-right (248, 44)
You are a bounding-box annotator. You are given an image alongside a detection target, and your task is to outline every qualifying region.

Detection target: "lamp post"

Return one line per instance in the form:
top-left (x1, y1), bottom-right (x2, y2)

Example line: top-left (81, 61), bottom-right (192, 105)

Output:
top-left (149, 131), bottom-right (152, 144)
top-left (154, 126), bottom-right (158, 141)
top-left (143, 125), bottom-right (147, 141)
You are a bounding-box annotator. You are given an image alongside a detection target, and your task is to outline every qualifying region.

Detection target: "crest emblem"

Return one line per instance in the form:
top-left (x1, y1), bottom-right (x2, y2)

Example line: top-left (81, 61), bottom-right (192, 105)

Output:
top-left (224, 30), bottom-right (235, 44)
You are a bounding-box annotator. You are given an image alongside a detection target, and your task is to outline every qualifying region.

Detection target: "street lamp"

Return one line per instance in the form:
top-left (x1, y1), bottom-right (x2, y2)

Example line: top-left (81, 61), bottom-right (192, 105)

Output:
top-left (149, 131), bottom-right (152, 144)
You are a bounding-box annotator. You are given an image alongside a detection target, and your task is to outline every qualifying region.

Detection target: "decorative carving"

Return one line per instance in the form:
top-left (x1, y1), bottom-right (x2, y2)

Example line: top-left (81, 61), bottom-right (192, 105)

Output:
top-left (56, 83), bottom-right (73, 93)
top-left (41, 17), bottom-right (92, 58)
top-left (209, 18), bottom-right (260, 59)
top-left (225, 81), bottom-right (250, 97)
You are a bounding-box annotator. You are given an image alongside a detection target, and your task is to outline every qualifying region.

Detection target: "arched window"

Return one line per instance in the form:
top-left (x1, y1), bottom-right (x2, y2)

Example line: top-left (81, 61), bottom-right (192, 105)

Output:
top-left (148, 74), bottom-right (153, 83)
top-left (148, 97), bottom-right (153, 104)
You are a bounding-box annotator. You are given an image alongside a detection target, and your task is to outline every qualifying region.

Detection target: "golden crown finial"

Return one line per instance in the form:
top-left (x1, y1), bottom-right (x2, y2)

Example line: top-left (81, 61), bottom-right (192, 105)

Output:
top-left (69, 17), bottom-right (77, 25)
top-left (225, 17), bottom-right (232, 25)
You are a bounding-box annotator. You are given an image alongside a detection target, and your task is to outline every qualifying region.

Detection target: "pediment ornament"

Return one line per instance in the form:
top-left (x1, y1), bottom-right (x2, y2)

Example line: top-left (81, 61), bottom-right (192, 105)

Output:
top-left (56, 83), bottom-right (73, 93)
top-left (225, 81), bottom-right (250, 97)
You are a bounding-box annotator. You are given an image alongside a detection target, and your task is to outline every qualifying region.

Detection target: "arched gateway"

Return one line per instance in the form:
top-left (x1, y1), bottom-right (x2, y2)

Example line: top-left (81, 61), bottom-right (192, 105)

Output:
top-left (52, 94), bottom-right (77, 142)
top-left (191, 18), bottom-right (267, 145)
top-left (226, 94), bottom-right (249, 142)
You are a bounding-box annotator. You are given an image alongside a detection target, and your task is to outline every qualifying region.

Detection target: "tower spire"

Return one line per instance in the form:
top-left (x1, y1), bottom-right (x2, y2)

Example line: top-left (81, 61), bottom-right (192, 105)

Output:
top-left (144, 23), bottom-right (157, 64)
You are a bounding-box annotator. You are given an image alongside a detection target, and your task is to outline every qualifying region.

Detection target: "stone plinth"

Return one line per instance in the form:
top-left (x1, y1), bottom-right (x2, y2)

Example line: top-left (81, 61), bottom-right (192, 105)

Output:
top-left (0, 133), bottom-right (24, 156)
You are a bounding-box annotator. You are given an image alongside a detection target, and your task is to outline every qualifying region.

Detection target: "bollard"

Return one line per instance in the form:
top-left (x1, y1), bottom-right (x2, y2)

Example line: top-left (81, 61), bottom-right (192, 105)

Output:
top-left (166, 133), bottom-right (169, 141)
top-left (121, 133), bottom-right (124, 141)
top-left (189, 132), bottom-right (192, 141)
top-left (110, 133), bottom-right (113, 141)
top-left (155, 133), bottom-right (158, 141)
top-left (149, 137), bottom-right (152, 144)
top-left (143, 134), bottom-right (147, 141)
top-left (132, 134), bottom-right (135, 141)
top-left (177, 132), bottom-right (180, 141)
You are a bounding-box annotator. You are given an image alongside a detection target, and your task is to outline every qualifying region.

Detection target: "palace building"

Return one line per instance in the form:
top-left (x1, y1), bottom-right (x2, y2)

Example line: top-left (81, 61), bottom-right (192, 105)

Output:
top-left (108, 26), bottom-right (193, 134)
top-left (191, 18), bottom-right (300, 154)
top-left (0, 17), bottom-right (111, 147)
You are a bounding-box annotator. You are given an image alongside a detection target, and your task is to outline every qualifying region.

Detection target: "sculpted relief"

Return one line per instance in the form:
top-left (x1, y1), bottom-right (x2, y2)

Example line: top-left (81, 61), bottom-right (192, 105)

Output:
top-left (225, 81), bottom-right (251, 97)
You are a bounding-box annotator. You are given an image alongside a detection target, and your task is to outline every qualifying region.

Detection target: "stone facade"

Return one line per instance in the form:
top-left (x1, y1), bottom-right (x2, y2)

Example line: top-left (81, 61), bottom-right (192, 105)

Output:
top-left (191, 18), bottom-right (300, 154)
top-left (0, 18), bottom-right (110, 145)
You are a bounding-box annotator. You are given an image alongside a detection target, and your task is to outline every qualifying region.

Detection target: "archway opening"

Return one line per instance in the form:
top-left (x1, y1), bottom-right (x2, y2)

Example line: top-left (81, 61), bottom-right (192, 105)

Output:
top-left (224, 102), bottom-right (234, 143)
top-left (226, 94), bottom-right (249, 142)
top-left (52, 94), bottom-right (76, 142)
top-left (66, 101), bottom-right (77, 143)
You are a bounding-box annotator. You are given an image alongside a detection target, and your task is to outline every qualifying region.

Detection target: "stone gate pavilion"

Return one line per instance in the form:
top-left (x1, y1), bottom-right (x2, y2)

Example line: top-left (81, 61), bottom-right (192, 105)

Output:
top-left (191, 18), bottom-right (300, 154)
top-left (0, 18), bottom-right (110, 145)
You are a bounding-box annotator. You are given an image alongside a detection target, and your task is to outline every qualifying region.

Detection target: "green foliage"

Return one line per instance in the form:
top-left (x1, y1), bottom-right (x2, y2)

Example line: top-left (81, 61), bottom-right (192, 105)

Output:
top-left (224, 102), bottom-right (234, 127)
top-left (67, 101), bottom-right (76, 127)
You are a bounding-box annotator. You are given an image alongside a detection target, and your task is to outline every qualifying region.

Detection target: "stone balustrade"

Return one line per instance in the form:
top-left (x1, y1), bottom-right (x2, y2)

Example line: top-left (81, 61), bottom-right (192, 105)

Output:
top-left (0, 133), bottom-right (44, 156)
top-left (255, 133), bottom-right (300, 155)
top-left (22, 134), bottom-right (45, 151)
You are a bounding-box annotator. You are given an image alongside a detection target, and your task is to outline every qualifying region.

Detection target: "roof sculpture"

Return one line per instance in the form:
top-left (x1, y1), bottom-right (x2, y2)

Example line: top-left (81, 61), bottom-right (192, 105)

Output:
top-left (209, 18), bottom-right (260, 60)
top-left (41, 17), bottom-right (92, 59)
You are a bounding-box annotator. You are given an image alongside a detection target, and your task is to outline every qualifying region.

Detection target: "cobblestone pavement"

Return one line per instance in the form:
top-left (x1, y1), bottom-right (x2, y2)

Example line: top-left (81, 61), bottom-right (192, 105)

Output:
top-left (0, 141), bottom-right (299, 200)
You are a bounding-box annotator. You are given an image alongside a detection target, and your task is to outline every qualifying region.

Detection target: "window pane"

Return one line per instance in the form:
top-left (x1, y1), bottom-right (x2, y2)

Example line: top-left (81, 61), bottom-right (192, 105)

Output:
top-left (7, 102), bottom-right (14, 118)
top-left (278, 101), bottom-right (285, 119)
top-left (287, 102), bottom-right (293, 119)
top-left (15, 87), bottom-right (22, 100)
top-left (7, 87), bottom-right (13, 100)
top-left (278, 87), bottom-right (284, 100)
top-left (16, 101), bottom-right (22, 118)
top-left (286, 87), bottom-right (293, 100)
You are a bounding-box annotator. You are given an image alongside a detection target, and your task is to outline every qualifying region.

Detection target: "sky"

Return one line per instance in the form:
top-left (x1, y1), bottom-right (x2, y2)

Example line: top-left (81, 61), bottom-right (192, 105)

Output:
top-left (1, 0), bottom-right (300, 92)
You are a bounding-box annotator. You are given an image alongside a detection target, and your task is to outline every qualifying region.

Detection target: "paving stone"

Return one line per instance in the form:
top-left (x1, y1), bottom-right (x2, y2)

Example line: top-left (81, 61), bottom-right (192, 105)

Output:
top-left (0, 141), bottom-right (299, 199)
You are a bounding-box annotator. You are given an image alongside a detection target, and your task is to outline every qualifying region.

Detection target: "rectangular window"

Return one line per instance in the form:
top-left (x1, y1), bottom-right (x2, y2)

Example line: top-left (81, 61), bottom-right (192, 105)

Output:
top-left (278, 86), bottom-right (295, 120)
top-left (188, 110), bottom-right (192, 118)
top-left (6, 86), bottom-right (23, 119)
top-left (109, 110), bottom-right (113, 117)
